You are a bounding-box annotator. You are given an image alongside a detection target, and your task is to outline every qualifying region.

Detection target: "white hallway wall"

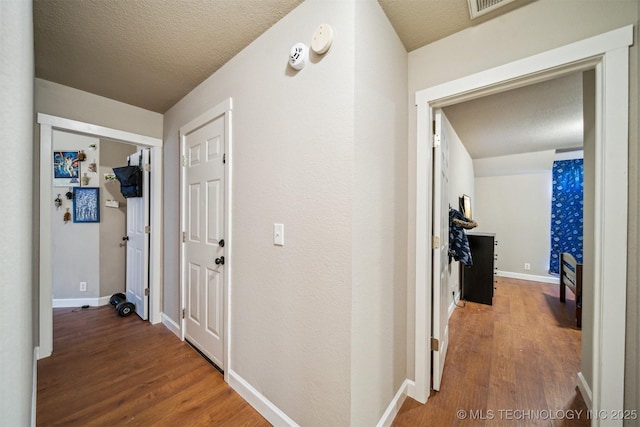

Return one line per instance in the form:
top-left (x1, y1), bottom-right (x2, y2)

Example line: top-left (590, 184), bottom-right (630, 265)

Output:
top-left (164, 1), bottom-right (354, 424)
top-left (352, 0), bottom-right (408, 425)
top-left (35, 79), bottom-right (163, 139)
top-left (51, 131), bottom-right (100, 300)
top-left (444, 112), bottom-right (474, 300)
top-left (164, 0), bottom-right (409, 424)
top-left (0, 1), bottom-right (34, 425)
top-left (474, 168), bottom-right (553, 278)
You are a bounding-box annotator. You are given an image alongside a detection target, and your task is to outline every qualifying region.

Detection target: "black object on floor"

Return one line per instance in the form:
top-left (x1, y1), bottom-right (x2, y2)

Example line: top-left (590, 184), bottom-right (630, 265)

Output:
top-left (109, 292), bottom-right (136, 317)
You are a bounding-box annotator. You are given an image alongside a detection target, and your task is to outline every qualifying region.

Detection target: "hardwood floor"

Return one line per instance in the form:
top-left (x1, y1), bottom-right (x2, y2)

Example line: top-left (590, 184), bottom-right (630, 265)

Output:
top-left (37, 306), bottom-right (269, 427)
top-left (38, 278), bottom-right (587, 426)
top-left (393, 277), bottom-right (589, 426)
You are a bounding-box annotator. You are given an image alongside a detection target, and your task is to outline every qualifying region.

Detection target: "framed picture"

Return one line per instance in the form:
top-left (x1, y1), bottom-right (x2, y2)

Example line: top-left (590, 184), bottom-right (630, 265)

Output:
top-left (73, 187), bottom-right (100, 223)
top-left (53, 151), bottom-right (80, 187)
top-left (460, 194), bottom-right (472, 220)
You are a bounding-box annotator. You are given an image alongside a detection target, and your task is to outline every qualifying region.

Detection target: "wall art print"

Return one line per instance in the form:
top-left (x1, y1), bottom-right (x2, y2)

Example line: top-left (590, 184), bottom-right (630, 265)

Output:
top-left (53, 151), bottom-right (80, 187)
top-left (73, 187), bottom-right (100, 223)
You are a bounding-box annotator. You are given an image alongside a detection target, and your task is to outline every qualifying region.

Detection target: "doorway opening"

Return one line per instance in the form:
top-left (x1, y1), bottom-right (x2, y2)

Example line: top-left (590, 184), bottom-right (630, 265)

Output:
top-left (429, 72), bottom-right (589, 411)
top-left (49, 132), bottom-right (143, 310)
top-left (411, 25), bottom-right (632, 419)
top-left (37, 113), bottom-right (163, 359)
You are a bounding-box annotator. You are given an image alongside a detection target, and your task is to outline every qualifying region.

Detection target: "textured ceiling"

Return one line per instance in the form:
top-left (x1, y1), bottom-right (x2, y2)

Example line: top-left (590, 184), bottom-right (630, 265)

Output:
top-left (33, 0), bottom-right (579, 161)
top-left (34, 0), bottom-right (532, 114)
top-left (377, 0), bottom-right (535, 51)
top-left (442, 72), bottom-right (584, 159)
top-left (34, 0), bottom-right (304, 113)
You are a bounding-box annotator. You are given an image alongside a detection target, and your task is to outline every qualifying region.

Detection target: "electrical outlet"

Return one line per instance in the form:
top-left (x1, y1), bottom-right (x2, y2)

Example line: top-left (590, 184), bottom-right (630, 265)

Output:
top-left (80, 281), bottom-right (87, 292)
top-left (524, 263), bottom-right (531, 271)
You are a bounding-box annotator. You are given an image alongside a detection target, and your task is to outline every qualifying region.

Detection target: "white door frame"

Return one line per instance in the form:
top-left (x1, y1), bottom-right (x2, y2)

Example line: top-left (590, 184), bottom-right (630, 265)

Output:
top-left (37, 113), bottom-right (163, 359)
top-left (179, 98), bottom-right (233, 383)
top-left (411, 25), bottom-right (632, 423)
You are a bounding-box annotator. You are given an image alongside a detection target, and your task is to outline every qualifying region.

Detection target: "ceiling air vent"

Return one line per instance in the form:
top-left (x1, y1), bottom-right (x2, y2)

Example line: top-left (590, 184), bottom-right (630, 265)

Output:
top-left (468, 0), bottom-right (516, 19)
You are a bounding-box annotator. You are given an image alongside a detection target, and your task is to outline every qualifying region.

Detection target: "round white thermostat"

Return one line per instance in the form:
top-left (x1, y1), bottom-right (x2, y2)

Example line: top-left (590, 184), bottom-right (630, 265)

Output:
top-left (311, 24), bottom-right (334, 55)
top-left (289, 42), bottom-right (309, 71)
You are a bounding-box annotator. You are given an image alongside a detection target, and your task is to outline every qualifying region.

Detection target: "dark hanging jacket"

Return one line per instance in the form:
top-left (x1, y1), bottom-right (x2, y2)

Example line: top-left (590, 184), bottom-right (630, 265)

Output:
top-left (449, 208), bottom-right (477, 266)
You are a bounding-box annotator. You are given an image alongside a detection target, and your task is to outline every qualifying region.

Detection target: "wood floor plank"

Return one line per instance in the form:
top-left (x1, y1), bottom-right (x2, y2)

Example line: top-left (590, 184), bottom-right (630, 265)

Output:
top-left (393, 277), bottom-right (588, 426)
top-left (37, 306), bottom-right (268, 426)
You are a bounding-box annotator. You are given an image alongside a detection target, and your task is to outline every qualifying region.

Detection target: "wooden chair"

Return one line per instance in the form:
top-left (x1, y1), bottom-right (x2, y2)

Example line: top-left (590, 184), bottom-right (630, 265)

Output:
top-left (559, 252), bottom-right (582, 328)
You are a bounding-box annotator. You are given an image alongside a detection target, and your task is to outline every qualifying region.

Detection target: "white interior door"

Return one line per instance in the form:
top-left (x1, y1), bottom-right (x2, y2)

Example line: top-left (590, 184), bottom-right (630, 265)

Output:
top-left (432, 109), bottom-right (450, 391)
top-left (182, 115), bottom-right (226, 369)
top-left (125, 149), bottom-right (150, 320)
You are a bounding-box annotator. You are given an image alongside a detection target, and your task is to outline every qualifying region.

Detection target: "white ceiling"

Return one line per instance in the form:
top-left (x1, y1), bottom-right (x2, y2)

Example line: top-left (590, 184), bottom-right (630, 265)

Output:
top-left (34, 0), bottom-right (304, 113)
top-left (34, 0), bottom-right (582, 160)
top-left (442, 72), bottom-right (584, 159)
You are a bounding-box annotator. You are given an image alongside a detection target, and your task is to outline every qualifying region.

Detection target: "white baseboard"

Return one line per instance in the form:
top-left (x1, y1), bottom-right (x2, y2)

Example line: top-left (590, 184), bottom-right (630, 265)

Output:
top-left (228, 369), bottom-right (300, 427)
top-left (576, 371), bottom-right (593, 411)
top-left (449, 290), bottom-right (462, 318)
top-left (162, 313), bottom-right (181, 338)
top-left (32, 347), bottom-right (38, 427)
top-left (376, 379), bottom-right (413, 427)
top-left (52, 296), bottom-right (111, 308)
top-left (496, 270), bottom-right (558, 284)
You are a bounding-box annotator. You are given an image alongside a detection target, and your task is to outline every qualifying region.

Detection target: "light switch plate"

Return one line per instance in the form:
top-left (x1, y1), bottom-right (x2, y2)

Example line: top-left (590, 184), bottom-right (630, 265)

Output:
top-left (274, 223), bottom-right (284, 246)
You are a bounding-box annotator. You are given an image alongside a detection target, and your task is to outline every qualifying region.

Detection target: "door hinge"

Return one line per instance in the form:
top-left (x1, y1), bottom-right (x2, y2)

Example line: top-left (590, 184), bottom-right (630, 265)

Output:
top-left (432, 235), bottom-right (440, 249)
top-left (223, 153), bottom-right (226, 164)
top-left (431, 337), bottom-right (440, 351)
top-left (182, 308), bottom-right (186, 319)
top-left (182, 155), bottom-right (187, 167)
top-left (182, 231), bottom-right (186, 243)
top-left (145, 225), bottom-right (151, 234)
top-left (144, 163), bottom-right (151, 172)
top-left (433, 133), bottom-right (441, 148)
top-left (144, 288), bottom-right (149, 296)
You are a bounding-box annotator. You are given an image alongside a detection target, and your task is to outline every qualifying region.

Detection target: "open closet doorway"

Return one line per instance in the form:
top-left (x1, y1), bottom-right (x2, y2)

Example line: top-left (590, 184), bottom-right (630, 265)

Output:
top-left (49, 131), bottom-right (141, 310)
top-left (37, 114), bottom-right (163, 359)
top-left (411, 26), bottom-right (632, 421)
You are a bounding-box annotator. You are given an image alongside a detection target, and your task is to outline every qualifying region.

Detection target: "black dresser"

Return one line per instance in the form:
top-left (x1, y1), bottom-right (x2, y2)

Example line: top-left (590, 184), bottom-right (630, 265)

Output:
top-left (461, 232), bottom-right (497, 305)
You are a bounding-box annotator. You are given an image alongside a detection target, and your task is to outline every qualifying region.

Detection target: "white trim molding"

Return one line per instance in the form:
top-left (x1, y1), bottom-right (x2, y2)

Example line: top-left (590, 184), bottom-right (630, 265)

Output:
top-left (577, 371), bottom-right (593, 411)
top-left (376, 379), bottom-right (414, 427)
top-left (496, 270), bottom-right (558, 284)
top-left (52, 297), bottom-right (111, 308)
top-left (37, 113), bottom-right (163, 359)
top-left (411, 26), bottom-right (632, 425)
top-left (228, 369), bottom-right (300, 427)
top-left (162, 313), bottom-right (181, 338)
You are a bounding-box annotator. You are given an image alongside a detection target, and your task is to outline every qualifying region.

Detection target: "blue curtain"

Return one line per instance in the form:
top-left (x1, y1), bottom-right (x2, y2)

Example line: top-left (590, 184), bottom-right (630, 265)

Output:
top-left (549, 159), bottom-right (584, 274)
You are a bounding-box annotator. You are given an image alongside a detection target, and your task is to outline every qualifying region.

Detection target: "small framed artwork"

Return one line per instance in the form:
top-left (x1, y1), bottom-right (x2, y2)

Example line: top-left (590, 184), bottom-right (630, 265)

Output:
top-left (460, 194), bottom-right (472, 219)
top-left (53, 151), bottom-right (80, 187)
top-left (73, 187), bottom-right (100, 223)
